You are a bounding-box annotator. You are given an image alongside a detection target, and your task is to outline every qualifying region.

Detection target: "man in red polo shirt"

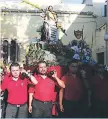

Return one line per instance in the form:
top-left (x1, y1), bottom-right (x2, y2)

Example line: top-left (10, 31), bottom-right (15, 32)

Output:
top-left (0, 62), bottom-right (38, 118)
top-left (30, 61), bottom-right (65, 118)
top-left (28, 84), bottom-right (58, 117)
top-left (91, 64), bottom-right (108, 118)
top-left (59, 60), bottom-right (84, 118)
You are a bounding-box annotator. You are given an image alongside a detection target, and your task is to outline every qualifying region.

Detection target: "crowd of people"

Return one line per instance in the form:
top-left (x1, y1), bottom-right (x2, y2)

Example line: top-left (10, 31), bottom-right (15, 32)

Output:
top-left (0, 60), bottom-right (108, 118)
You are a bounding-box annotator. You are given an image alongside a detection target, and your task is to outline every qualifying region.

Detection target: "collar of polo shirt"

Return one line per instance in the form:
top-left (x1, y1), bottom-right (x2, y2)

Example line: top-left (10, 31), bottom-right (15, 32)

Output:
top-left (12, 77), bottom-right (19, 81)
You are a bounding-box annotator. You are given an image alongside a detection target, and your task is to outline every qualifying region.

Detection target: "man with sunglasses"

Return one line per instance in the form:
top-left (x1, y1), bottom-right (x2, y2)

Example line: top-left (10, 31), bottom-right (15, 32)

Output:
top-left (91, 64), bottom-right (108, 118)
top-left (59, 60), bottom-right (84, 118)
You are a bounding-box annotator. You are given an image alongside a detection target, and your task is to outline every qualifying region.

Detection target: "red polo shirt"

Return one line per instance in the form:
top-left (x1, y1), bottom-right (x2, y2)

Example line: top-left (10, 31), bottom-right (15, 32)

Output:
top-left (33, 74), bottom-right (56, 102)
top-left (62, 74), bottom-right (83, 101)
top-left (91, 76), bottom-right (108, 101)
top-left (28, 85), bottom-right (35, 93)
top-left (1, 75), bottom-right (29, 105)
top-left (29, 85), bottom-right (58, 116)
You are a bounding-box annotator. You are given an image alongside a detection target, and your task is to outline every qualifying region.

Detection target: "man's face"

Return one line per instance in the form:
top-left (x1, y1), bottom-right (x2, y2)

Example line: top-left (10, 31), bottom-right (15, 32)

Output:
top-left (69, 63), bottom-right (78, 74)
top-left (37, 63), bottom-right (47, 75)
top-left (10, 66), bottom-right (20, 78)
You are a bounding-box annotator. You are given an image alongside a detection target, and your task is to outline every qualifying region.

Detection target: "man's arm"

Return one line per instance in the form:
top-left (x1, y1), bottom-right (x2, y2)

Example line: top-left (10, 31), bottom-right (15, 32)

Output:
top-left (28, 85), bottom-right (35, 113)
top-left (28, 93), bottom-right (33, 113)
top-left (55, 77), bottom-right (65, 88)
top-left (59, 88), bottom-right (64, 112)
top-left (52, 71), bottom-right (65, 88)
top-left (21, 70), bottom-right (38, 85)
top-left (27, 73), bottom-right (38, 85)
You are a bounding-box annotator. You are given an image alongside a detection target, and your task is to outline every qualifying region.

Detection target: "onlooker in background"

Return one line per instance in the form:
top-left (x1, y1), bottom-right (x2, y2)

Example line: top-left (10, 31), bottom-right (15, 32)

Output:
top-left (59, 60), bottom-right (84, 118)
top-left (91, 64), bottom-right (108, 118)
top-left (3, 65), bottom-right (10, 76)
top-left (0, 66), bottom-right (8, 118)
top-left (78, 62), bottom-right (94, 117)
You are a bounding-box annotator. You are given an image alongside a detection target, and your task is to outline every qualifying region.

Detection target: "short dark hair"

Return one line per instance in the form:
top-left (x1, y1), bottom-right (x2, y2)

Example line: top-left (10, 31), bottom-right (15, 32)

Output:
top-left (68, 59), bottom-right (78, 66)
top-left (10, 62), bottom-right (20, 70)
top-left (37, 61), bottom-right (47, 67)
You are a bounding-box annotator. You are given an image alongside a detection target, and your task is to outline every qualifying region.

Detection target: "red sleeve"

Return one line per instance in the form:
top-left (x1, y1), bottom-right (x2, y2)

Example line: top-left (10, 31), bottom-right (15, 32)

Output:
top-left (55, 81), bottom-right (58, 86)
top-left (28, 85), bottom-right (35, 93)
top-left (1, 76), bottom-right (9, 91)
top-left (61, 75), bottom-right (66, 83)
top-left (27, 79), bottom-right (32, 84)
top-left (25, 77), bottom-right (34, 85)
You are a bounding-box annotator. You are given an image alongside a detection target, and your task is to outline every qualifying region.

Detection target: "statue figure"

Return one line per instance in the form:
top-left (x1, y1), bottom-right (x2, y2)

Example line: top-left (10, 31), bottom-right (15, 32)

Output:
top-left (22, 0), bottom-right (67, 43)
top-left (40, 6), bottom-right (58, 42)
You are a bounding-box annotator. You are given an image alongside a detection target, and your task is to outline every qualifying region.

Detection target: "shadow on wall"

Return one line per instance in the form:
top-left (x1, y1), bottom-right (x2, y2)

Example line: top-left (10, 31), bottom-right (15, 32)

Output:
top-left (1, 14), bottom-right (17, 38)
top-left (25, 14), bottom-right (43, 41)
top-left (61, 10), bottom-right (96, 46)
top-left (24, 3), bottom-right (96, 47)
top-left (61, 1), bottom-right (105, 46)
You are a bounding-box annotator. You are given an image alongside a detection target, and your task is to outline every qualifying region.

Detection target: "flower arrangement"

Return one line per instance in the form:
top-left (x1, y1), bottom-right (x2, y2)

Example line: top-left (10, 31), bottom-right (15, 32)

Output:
top-left (26, 39), bottom-right (96, 67)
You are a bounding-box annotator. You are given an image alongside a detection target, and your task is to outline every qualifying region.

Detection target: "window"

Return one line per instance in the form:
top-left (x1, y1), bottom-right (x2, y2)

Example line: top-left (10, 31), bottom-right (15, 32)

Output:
top-left (102, 4), bottom-right (107, 17)
top-left (2, 39), bottom-right (19, 64)
top-left (97, 52), bottom-right (104, 64)
top-left (10, 40), bottom-right (17, 62)
top-left (3, 40), bottom-right (8, 64)
top-left (104, 5), bottom-right (107, 17)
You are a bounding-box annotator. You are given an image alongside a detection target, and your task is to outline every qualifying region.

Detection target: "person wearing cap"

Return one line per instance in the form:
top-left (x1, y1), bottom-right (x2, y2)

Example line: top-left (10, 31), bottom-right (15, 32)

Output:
top-left (0, 62), bottom-right (38, 118)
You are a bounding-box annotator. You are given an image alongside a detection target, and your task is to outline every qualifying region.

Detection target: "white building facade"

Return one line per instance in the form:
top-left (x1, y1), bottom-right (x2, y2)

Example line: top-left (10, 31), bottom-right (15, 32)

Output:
top-left (0, 0), bottom-right (107, 64)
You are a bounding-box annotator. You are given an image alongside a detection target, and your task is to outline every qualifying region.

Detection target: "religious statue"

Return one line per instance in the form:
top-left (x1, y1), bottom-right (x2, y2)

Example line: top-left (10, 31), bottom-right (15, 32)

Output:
top-left (22, 0), bottom-right (67, 43)
top-left (40, 6), bottom-right (58, 42)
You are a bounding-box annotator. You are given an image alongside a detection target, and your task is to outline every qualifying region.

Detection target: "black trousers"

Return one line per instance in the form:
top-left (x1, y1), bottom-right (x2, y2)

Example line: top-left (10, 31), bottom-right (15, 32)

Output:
top-left (91, 100), bottom-right (108, 118)
top-left (5, 103), bottom-right (28, 118)
top-left (1, 101), bottom-right (7, 118)
top-left (61, 100), bottom-right (81, 118)
top-left (32, 99), bottom-right (53, 118)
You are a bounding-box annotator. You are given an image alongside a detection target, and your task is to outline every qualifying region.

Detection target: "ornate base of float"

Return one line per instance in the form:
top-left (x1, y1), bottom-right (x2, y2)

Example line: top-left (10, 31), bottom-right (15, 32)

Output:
top-left (26, 39), bottom-right (96, 67)
top-left (25, 40), bottom-right (72, 67)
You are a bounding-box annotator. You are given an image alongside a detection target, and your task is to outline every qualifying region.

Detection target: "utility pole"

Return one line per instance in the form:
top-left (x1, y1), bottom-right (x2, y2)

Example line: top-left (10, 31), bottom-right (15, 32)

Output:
top-left (104, 1), bottom-right (108, 66)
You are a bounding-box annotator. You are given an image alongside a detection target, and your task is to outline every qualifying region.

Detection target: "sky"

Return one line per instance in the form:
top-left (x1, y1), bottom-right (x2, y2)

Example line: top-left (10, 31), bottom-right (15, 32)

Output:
top-left (0, 0), bottom-right (83, 3)
top-left (63, 0), bottom-right (106, 3)
top-left (63, 0), bottom-right (83, 4)
top-left (0, 0), bottom-right (105, 4)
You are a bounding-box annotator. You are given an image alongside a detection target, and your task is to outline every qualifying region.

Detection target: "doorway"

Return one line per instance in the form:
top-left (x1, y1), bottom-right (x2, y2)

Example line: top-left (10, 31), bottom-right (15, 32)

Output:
top-left (97, 52), bottom-right (104, 64)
